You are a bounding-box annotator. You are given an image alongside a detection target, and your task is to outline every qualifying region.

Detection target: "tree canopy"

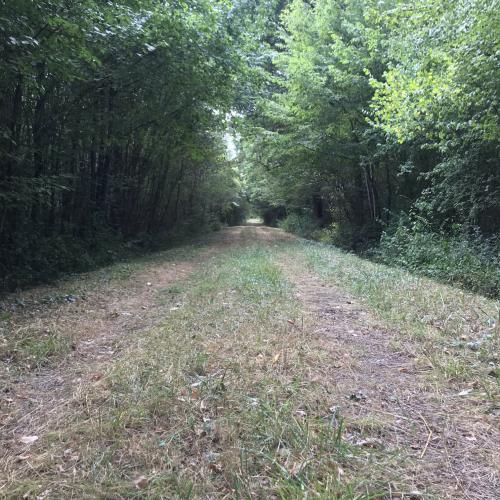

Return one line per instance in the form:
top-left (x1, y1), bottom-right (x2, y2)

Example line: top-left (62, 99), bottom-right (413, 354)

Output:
top-left (1, 0), bottom-right (499, 292)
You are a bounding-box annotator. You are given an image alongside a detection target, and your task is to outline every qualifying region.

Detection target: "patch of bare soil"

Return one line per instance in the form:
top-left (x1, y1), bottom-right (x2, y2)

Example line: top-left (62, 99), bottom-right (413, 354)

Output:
top-left (287, 270), bottom-right (499, 499)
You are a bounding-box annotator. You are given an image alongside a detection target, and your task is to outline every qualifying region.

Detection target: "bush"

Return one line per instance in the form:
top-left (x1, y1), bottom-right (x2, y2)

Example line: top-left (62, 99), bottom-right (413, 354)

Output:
top-left (260, 205), bottom-right (286, 226)
top-left (221, 201), bottom-right (247, 226)
top-left (279, 212), bottom-right (320, 238)
top-left (279, 214), bottom-right (380, 251)
top-left (375, 218), bottom-right (500, 298)
top-left (313, 222), bottom-right (381, 251)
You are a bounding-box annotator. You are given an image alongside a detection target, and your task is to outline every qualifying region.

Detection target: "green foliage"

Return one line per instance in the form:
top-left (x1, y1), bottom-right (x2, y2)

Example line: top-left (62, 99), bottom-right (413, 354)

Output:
top-left (0, 0), bottom-right (247, 289)
top-left (369, 0), bottom-right (500, 231)
top-left (375, 218), bottom-right (500, 297)
top-left (279, 212), bottom-right (319, 239)
top-left (1, 0), bottom-right (499, 292)
top-left (237, 0), bottom-right (499, 293)
top-left (239, 0), bottom-right (387, 236)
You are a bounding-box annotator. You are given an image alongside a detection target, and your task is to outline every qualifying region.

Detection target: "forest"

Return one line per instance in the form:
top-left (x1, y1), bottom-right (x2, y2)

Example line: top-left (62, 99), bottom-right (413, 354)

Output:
top-left (1, 2), bottom-right (500, 498)
top-left (0, 0), bottom-right (499, 293)
top-left (240, 0), bottom-right (499, 296)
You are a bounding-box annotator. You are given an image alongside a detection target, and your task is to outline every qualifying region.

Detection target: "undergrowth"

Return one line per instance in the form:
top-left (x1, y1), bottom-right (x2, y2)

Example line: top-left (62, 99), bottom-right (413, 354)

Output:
top-left (0, 222), bottom-right (214, 293)
top-left (278, 212), bottom-right (500, 299)
top-left (375, 221), bottom-right (500, 298)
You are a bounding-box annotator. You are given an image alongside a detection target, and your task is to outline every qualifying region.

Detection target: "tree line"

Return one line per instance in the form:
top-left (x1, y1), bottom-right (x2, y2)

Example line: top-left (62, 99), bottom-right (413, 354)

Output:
top-left (0, 0), bottom-right (247, 289)
top-left (239, 0), bottom-right (499, 296)
top-left (1, 0), bottom-right (498, 296)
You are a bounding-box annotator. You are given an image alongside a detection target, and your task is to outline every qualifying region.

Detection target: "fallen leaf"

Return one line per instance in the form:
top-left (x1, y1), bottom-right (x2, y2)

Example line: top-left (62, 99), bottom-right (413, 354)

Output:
top-left (272, 352), bottom-right (280, 364)
top-left (35, 489), bottom-right (51, 500)
top-left (407, 490), bottom-right (423, 499)
top-left (355, 438), bottom-right (383, 448)
top-left (19, 435), bottom-right (38, 445)
top-left (194, 425), bottom-right (206, 437)
top-left (208, 462), bottom-right (223, 473)
top-left (134, 476), bottom-right (148, 489)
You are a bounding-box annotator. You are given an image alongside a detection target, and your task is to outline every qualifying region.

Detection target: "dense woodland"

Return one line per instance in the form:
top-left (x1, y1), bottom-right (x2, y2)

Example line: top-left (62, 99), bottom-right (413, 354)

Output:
top-left (0, 0), bottom-right (247, 288)
top-left (1, 0), bottom-right (499, 295)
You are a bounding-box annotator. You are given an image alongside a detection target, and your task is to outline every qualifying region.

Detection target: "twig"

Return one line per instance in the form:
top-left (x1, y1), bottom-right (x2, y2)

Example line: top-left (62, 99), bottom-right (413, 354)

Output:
top-left (418, 412), bottom-right (433, 459)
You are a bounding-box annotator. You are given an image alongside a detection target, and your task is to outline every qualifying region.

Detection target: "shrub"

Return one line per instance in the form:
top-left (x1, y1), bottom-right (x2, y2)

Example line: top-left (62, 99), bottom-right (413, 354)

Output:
top-left (279, 212), bottom-right (319, 238)
top-left (375, 218), bottom-right (500, 298)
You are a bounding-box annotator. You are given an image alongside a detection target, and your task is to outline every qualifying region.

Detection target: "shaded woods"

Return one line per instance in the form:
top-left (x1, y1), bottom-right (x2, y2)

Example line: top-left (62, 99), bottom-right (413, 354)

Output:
top-left (1, 0), bottom-right (499, 295)
top-left (240, 0), bottom-right (499, 296)
top-left (0, 0), bottom-right (244, 288)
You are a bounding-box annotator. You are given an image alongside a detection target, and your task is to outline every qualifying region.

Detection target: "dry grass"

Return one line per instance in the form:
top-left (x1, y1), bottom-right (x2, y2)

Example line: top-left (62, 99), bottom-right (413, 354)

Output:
top-left (0, 243), bottom-right (202, 373)
top-left (284, 239), bottom-right (499, 499)
top-left (294, 240), bottom-right (499, 395)
top-left (1, 228), bottom-right (498, 499)
top-left (0, 243), bottom-right (385, 498)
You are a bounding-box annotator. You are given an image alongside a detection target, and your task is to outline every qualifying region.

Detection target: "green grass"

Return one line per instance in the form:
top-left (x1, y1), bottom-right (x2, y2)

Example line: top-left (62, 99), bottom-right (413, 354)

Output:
top-left (0, 325), bottom-right (69, 369)
top-left (3, 246), bottom-right (386, 499)
top-left (288, 240), bottom-right (499, 392)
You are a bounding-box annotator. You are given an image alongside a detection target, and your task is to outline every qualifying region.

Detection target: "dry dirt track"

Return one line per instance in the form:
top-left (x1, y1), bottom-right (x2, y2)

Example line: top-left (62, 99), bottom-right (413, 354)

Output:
top-left (0, 227), bottom-right (291, 460)
top-left (1, 225), bottom-right (498, 499)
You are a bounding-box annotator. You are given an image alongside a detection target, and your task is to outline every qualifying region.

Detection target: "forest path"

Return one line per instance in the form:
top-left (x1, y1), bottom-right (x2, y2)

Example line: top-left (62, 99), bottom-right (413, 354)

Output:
top-left (0, 227), bottom-right (262, 439)
top-left (0, 226), bottom-right (498, 499)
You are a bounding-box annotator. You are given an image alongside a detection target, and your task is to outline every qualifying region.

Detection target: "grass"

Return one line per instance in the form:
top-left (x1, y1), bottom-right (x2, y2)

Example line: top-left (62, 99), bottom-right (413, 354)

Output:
top-left (0, 325), bottom-right (69, 369)
top-left (2, 245), bottom-right (389, 498)
top-left (3, 229), bottom-right (498, 498)
top-left (288, 240), bottom-right (499, 395)
top-left (0, 242), bottom-right (203, 372)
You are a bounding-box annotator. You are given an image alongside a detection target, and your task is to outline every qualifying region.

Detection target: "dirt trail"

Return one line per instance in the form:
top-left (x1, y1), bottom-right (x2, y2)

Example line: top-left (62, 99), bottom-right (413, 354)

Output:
top-left (284, 260), bottom-right (499, 499)
top-left (0, 232), bottom-right (229, 455)
top-left (0, 227), bottom-right (290, 456)
top-left (1, 252), bottom-right (194, 446)
top-left (1, 226), bottom-right (498, 498)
